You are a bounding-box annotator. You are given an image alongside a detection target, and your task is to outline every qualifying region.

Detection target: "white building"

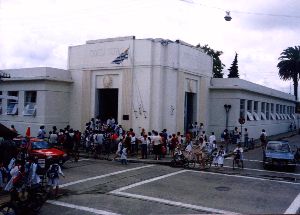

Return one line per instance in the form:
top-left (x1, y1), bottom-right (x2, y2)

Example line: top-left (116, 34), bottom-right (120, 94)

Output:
top-left (0, 36), bottom-right (296, 140)
top-left (210, 78), bottom-right (296, 139)
top-left (0, 67), bottom-right (72, 135)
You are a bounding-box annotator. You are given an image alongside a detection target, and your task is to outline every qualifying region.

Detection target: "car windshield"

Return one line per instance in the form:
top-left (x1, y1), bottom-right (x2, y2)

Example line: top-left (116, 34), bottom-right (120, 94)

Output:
top-left (266, 142), bottom-right (290, 153)
top-left (32, 141), bottom-right (52, 150)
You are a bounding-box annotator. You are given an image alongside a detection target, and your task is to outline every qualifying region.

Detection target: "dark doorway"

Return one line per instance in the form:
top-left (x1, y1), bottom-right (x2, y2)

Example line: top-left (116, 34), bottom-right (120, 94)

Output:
top-left (98, 89), bottom-right (118, 122)
top-left (184, 92), bottom-right (195, 133)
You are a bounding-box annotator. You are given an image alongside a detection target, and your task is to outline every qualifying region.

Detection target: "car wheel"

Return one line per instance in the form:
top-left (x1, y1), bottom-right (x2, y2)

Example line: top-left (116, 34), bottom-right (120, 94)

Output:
top-left (262, 161), bottom-right (267, 169)
top-left (170, 160), bottom-right (176, 167)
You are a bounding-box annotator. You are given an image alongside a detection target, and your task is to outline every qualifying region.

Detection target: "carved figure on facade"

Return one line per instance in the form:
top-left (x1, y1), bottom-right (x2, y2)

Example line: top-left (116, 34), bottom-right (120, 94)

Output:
top-left (103, 75), bottom-right (113, 88)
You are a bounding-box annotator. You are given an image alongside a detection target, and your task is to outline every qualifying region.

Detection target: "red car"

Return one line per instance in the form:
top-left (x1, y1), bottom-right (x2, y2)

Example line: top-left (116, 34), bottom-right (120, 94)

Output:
top-left (28, 138), bottom-right (68, 166)
top-left (14, 137), bottom-right (68, 168)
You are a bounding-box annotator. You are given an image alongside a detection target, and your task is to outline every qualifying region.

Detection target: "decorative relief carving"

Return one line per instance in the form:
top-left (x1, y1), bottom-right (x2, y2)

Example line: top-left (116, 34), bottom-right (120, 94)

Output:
top-left (103, 75), bottom-right (113, 88)
top-left (170, 105), bottom-right (175, 116)
top-left (89, 49), bottom-right (105, 57)
top-left (188, 79), bottom-right (193, 92)
top-left (187, 79), bottom-right (197, 93)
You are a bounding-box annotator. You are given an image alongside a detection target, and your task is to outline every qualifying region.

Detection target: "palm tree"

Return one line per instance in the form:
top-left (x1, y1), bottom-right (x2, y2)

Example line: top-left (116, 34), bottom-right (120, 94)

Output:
top-left (277, 46), bottom-right (300, 101)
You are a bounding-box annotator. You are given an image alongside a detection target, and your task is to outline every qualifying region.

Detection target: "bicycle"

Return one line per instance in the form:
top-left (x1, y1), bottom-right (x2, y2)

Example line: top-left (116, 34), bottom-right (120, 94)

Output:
top-left (0, 202), bottom-right (16, 215)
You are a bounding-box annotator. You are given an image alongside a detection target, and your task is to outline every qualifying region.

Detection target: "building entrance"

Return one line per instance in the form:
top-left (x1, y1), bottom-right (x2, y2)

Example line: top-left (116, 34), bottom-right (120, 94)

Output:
top-left (184, 92), bottom-right (196, 133)
top-left (97, 89), bottom-right (118, 122)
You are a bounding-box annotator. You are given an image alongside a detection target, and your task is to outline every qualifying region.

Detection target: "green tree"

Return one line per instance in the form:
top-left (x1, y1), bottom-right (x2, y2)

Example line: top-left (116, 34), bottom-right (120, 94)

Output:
top-left (277, 46), bottom-right (300, 101)
top-left (196, 44), bottom-right (225, 78)
top-left (228, 52), bottom-right (239, 78)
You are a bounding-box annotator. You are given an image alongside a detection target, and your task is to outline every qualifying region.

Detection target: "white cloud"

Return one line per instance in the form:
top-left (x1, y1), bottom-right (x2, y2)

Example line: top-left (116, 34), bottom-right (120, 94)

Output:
top-left (0, 0), bottom-right (299, 95)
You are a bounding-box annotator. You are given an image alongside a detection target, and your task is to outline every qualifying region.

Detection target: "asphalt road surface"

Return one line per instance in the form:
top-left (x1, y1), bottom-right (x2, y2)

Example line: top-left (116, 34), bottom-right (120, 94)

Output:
top-left (39, 137), bottom-right (300, 215)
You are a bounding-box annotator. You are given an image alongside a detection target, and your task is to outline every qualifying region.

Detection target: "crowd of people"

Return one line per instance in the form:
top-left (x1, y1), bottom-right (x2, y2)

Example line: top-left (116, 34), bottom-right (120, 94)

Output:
top-left (80, 118), bottom-right (249, 167)
top-left (0, 155), bottom-right (65, 199)
top-left (1, 118), bottom-right (267, 196)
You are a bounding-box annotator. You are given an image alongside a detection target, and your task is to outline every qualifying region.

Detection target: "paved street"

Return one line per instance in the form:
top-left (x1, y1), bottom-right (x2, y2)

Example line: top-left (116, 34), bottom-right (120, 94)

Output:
top-left (38, 135), bottom-right (300, 214)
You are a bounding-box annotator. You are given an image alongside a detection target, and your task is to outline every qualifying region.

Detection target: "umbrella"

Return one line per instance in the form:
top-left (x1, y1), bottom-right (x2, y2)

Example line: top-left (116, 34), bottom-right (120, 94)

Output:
top-left (0, 123), bottom-right (18, 139)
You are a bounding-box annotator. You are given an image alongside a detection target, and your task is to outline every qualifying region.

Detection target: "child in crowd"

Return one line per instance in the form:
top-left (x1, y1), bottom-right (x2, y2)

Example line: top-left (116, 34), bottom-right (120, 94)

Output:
top-left (47, 161), bottom-right (65, 198)
top-left (120, 146), bottom-right (128, 165)
top-left (0, 162), bottom-right (7, 190)
top-left (214, 145), bottom-right (226, 167)
top-left (114, 138), bottom-right (123, 160)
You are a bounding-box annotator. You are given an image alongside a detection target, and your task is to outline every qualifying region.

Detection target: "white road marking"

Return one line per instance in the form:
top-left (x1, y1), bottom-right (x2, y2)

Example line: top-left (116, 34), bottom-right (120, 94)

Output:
top-left (188, 170), bottom-right (300, 185)
top-left (226, 158), bottom-right (300, 166)
top-left (222, 165), bottom-right (300, 176)
top-left (60, 164), bottom-right (154, 188)
top-left (284, 192), bottom-right (300, 214)
top-left (65, 158), bottom-right (91, 164)
top-left (112, 191), bottom-right (238, 214)
top-left (77, 158), bottom-right (91, 162)
top-left (226, 157), bottom-right (263, 162)
top-left (110, 169), bottom-right (238, 214)
top-left (47, 200), bottom-right (121, 215)
top-left (111, 170), bottom-right (187, 192)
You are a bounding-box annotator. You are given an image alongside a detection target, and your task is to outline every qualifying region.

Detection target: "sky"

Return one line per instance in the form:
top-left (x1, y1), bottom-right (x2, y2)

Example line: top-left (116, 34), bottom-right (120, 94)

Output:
top-left (0, 0), bottom-right (299, 95)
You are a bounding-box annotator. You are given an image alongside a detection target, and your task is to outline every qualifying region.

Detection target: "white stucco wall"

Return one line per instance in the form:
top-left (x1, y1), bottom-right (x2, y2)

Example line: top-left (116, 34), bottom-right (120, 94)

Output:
top-left (68, 36), bottom-right (213, 134)
top-left (209, 78), bottom-right (296, 140)
top-left (0, 67), bottom-right (72, 136)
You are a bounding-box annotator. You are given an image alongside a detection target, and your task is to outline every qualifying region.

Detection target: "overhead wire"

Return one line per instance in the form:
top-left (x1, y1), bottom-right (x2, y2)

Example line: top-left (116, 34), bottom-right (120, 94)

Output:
top-left (180, 0), bottom-right (300, 19)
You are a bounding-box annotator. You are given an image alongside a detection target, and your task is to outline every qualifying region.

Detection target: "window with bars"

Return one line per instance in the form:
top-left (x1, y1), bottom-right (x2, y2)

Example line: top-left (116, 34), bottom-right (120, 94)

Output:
top-left (240, 99), bottom-right (245, 119)
top-left (261, 102), bottom-right (266, 120)
top-left (266, 103), bottom-right (270, 120)
top-left (7, 91), bottom-right (18, 115)
top-left (246, 100), bottom-right (254, 121)
top-left (23, 91), bottom-right (37, 116)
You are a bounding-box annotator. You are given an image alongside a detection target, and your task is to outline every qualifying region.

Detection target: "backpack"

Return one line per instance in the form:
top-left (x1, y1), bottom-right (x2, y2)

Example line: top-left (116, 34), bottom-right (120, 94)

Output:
top-left (235, 150), bottom-right (241, 160)
top-left (47, 164), bottom-right (59, 179)
top-left (260, 133), bottom-right (266, 141)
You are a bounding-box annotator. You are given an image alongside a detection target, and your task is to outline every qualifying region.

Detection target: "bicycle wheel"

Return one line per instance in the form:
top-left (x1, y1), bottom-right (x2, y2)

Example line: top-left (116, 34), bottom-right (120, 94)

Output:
top-left (0, 203), bottom-right (16, 215)
top-left (31, 193), bottom-right (44, 213)
top-left (170, 160), bottom-right (176, 167)
top-left (205, 158), bottom-right (212, 169)
top-left (188, 160), bottom-right (196, 169)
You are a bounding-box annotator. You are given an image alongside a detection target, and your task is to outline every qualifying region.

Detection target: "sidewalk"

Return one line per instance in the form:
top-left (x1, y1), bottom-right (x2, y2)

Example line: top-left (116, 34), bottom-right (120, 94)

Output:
top-left (78, 130), bottom-right (298, 165)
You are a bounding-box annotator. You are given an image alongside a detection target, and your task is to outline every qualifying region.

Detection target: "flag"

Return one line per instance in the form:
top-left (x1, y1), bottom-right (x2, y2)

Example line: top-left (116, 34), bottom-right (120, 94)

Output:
top-left (25, 127), bottom-right (31, 137)
top-left (111, 48), bottom-right (129, 64)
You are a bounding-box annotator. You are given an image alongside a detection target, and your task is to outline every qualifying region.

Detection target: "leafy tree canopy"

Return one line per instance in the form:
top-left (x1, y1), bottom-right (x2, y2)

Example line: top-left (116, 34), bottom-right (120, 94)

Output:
top-left (196, 44), bottom-right (225, 78)
top-left (277, 46), bottom-right (300, 100)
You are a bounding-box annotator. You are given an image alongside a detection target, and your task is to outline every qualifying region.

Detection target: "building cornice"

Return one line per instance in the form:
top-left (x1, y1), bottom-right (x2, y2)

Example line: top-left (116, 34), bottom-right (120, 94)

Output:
top-left (209, 79), bottom-right (296, 102)
top-left (1, 77), bottom-right (73, 83)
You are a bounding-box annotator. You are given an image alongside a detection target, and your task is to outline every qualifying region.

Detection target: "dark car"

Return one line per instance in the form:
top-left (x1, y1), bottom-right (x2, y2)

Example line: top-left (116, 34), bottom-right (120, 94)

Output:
top-left (263, 141), bottom-right (296, 171)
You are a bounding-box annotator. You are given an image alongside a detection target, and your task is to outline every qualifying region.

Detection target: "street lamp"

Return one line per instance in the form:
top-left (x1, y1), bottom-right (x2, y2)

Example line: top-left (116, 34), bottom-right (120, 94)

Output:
top-left (224, 11), bottom-right (232, 21)
top-left (224, 104), bottom-right (231, 130)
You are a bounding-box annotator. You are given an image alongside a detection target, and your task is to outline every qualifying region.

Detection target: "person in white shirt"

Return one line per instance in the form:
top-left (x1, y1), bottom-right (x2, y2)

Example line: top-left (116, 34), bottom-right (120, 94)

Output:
top-left (120, 147), bottom-right (128, 165)
top-left (114, 138), bottom-right (123, 159)
top-left (49, 131), bottom-right (58, 145)
top-left (4, 160), bottom-right (21, 191)
top-left (209, 132), bottom-right (216, 144)
top-left (130, 133), bottom-right (137, 155)
top-left (214, 145), bottom-right (226, 167)
top-left (185, 141), bottom-right (193, 153)
top-left (140, 135), bottom-right (149, 159)
top-left (233, 143), bottom-right (244, 160)
top-left (152, 131), bottom-right (162, 160)
top-left (47, 161), bottom-right (65, 198)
